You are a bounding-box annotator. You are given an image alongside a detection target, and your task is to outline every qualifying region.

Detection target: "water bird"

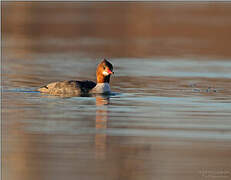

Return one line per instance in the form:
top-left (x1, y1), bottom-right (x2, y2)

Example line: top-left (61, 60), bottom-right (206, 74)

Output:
top-left (38, 59), bottom-right (114, 96)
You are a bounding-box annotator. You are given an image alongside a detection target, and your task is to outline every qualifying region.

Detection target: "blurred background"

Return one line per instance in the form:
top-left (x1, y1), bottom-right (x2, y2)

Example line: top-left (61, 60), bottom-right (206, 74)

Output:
top-left (3, 2), bottom-right (231, 60)
top-left (2, 2), bottom-right (231, 180)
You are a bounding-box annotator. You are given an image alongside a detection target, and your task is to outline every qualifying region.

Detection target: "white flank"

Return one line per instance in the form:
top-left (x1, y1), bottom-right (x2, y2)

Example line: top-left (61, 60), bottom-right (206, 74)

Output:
top-left (93, 83), bottom-right (111, 93)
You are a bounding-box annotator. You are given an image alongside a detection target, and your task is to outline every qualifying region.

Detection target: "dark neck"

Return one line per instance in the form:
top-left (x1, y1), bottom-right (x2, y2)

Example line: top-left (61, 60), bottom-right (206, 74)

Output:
top-left (97, 73), bottom-right (110, 84)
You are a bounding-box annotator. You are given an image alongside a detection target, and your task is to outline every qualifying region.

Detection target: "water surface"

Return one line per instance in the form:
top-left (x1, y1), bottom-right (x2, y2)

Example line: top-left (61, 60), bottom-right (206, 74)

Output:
top-left (2, 2), bottom-right (231, 180)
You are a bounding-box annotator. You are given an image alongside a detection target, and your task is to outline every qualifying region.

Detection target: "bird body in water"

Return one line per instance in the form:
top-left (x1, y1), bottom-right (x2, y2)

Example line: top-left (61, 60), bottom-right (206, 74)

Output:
top-left (38, 59), bottom-right (114, 96)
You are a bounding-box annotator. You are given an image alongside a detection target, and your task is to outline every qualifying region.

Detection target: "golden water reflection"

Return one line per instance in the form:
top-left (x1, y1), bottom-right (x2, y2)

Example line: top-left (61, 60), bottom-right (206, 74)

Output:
top-left (95, 96), bottom-right (110, 159)
top-left (2, 2), bottom-right (231, 180)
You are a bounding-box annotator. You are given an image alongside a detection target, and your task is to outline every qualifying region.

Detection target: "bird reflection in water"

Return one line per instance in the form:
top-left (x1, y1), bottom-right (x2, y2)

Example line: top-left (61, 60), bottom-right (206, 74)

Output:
top-left (94, 94), bottom-right (110, 159)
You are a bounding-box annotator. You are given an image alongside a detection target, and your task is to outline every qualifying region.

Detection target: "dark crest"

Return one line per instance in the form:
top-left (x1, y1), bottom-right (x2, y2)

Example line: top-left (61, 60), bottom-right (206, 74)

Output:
top-left (102, 58), bottom-right (113, 71)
